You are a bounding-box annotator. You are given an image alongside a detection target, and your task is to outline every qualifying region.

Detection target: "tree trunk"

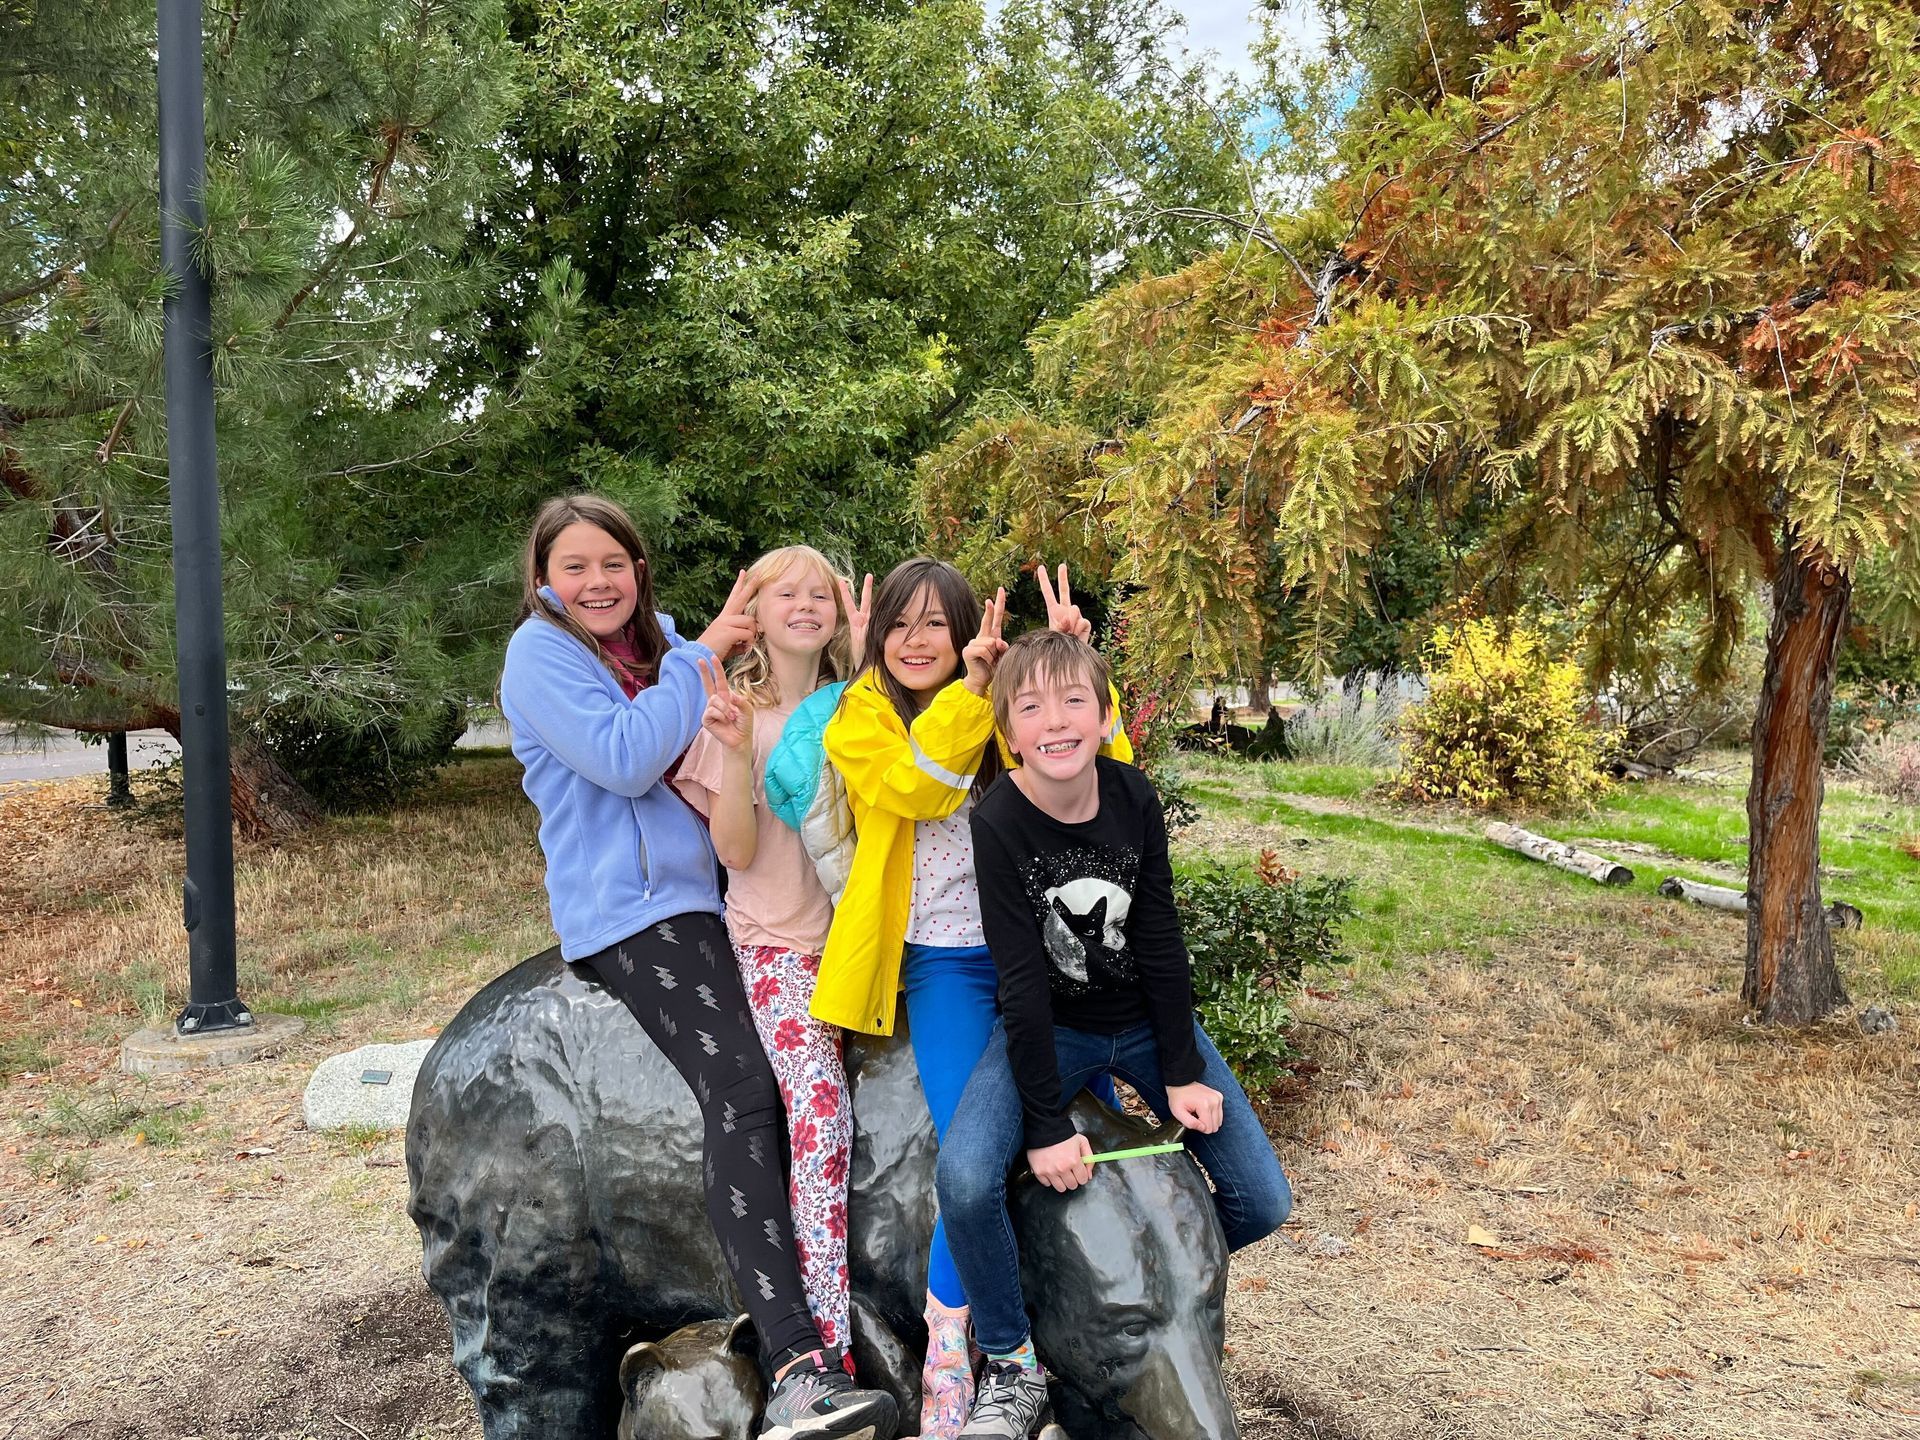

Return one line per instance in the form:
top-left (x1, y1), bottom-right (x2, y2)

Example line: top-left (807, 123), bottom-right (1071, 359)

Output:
top-left (1743, 536), bottom-right (1851, 1023)
top-left (228, 733), bottom-right (324, 841)
top-left (153, 715), bottom-right (323, 842)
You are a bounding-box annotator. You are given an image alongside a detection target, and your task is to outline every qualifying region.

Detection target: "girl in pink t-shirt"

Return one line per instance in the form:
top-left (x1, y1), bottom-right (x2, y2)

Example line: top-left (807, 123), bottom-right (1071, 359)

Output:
top-left (676, 544), bottom-right (867, 1358)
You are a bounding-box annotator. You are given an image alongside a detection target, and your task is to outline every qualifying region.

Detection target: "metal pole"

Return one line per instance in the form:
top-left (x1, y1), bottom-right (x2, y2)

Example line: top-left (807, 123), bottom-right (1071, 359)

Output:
top-left (158, 0), bottom-right (248, 1035)
top-left (106, 730), bottom-right (133, 808)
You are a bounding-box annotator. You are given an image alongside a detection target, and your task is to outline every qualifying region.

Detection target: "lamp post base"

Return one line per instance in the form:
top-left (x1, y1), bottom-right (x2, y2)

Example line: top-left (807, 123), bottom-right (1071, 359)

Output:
top-left (120, 1013), bottom-right (306, 1076)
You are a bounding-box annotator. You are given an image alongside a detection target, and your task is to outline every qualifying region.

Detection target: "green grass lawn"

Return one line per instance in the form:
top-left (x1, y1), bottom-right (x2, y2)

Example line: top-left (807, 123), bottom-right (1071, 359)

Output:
top-left (1173, 750), bottom-right (1920, 998)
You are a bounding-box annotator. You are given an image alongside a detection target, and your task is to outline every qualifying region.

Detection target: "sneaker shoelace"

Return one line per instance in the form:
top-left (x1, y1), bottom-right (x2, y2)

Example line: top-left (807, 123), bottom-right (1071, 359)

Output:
top-left (771, 1355), bottom-right (846, 1413)
top-left (973, 1360), bottom-right (1034, 1416)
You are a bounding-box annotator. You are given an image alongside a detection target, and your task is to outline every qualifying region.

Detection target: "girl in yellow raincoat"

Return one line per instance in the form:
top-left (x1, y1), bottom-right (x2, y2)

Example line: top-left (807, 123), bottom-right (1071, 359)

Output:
top-left (809, 557), bottom-right (1128, 1437)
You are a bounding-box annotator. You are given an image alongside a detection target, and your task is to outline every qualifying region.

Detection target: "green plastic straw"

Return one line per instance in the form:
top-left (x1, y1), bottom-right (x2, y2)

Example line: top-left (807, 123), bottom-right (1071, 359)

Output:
top-left (1082, 1141), bottom-right (1185, 1165)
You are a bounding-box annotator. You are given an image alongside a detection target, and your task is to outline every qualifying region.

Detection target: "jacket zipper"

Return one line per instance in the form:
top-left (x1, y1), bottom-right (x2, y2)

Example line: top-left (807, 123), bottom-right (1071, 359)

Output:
top-left (632, 797), bottom-right (653, 900)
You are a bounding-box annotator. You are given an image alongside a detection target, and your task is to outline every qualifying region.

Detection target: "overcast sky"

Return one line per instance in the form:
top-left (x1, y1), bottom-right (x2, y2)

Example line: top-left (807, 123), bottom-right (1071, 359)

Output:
top-left (1175, 0), bottom-right (1264, 77)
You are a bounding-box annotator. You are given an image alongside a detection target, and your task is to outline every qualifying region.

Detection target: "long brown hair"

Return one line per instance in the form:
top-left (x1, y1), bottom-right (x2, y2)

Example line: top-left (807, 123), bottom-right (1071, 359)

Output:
top-left (517, 494), bottom-right (669, 684)
top-left (853, 557), bottom-right (1002, 797)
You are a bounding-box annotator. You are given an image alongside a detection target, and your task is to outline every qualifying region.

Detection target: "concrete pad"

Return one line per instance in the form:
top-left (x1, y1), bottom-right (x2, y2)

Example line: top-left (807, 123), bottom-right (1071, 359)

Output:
top-left (120, 1013), bottom-right (307, 1076)
top-left (302, 1039), bottom-right (436, 1132)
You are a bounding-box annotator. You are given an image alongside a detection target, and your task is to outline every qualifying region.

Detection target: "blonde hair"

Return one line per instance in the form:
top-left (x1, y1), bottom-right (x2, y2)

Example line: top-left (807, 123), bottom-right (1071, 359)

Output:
top-left (516, 494), bottom-right (665, 684)
top-left (728, 545), bottom-right (853, 709)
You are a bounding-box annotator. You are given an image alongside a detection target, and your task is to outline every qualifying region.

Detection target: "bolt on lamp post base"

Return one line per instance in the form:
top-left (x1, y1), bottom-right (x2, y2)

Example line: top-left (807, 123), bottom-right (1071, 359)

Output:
top-left (178, 997), bottom-right (253, 1034)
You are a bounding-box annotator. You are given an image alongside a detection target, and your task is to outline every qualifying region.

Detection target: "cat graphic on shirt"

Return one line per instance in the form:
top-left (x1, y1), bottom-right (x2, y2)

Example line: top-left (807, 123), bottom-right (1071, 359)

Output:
top-left (1044, 875), bottom-right (1128, 998)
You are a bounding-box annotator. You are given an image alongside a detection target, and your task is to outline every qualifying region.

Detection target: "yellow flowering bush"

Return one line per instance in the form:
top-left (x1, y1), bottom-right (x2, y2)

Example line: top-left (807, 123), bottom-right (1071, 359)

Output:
top-left (1392, 621), bottom-right (1613, 810)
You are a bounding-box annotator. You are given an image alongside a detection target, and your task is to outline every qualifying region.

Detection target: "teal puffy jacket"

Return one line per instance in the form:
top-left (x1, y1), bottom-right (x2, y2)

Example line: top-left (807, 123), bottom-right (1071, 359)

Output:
top-left (764, 681), bottom-right (855, 905)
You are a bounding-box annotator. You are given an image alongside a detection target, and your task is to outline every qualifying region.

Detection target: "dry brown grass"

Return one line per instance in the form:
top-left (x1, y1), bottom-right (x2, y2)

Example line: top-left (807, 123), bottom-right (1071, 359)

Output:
top-left (1218, 866), bottom-right (1920, 1437)
top-left (0, 763), bottom-right (553, 1073)
top-left (0, 762), bottom-right (556, 1439)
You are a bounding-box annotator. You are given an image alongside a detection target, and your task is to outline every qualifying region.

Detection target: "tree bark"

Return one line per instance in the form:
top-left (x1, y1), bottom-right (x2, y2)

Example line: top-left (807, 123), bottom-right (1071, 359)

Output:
top-left (151, 715), bottom-right (323, 843)
top-left (1743, 535), bottom-right (1851, 1022)
top-left (226, 733), bottom-right (324, 842)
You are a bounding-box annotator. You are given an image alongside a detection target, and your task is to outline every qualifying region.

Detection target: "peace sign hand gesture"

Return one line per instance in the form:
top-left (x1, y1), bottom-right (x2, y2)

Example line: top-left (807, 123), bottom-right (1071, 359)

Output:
top-left (696, 569), bottom-right (759, 660)
top-left (961, 587), bottom-right (1008, 697)
top-left (1037, 562), bottom-right (1092, 643)
top-left (698, 658), bottom-right (754, 752)
top-left (838, 571), bottom-right (874, 667)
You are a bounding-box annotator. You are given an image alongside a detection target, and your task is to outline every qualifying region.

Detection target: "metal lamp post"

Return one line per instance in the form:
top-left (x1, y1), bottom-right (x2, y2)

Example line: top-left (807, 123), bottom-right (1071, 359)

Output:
top-left (158, 0), bottom-right (248, 1035)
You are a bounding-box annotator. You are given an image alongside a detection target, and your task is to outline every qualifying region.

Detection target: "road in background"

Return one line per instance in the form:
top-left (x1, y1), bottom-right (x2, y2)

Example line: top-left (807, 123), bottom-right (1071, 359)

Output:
top-left (0, 721), bottom-right (512, 786)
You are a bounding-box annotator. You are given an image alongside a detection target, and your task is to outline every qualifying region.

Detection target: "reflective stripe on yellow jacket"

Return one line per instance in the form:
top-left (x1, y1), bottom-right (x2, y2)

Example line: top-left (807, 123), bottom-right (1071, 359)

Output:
top-left (810, 670), bottom-right (1133, 1036)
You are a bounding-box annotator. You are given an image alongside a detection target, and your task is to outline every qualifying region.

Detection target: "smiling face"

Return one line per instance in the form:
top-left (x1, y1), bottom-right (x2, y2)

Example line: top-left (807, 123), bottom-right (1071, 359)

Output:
top-left (1007, 672), bottom-right (1107, 783)
top-left (542, 521), bottom-right (641, 640)
top-left (754, 560), bottom-right (837, 661)
top-left (881, 583), bottom-right (960, 703)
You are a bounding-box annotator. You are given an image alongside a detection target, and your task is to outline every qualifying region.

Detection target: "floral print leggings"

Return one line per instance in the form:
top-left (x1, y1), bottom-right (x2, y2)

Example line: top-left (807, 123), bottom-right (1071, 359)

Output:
top-left (737, 942), bottom-right (853, 1354)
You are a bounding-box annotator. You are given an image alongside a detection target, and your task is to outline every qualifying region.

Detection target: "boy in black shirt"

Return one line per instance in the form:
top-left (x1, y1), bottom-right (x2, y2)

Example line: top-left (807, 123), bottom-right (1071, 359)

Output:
top-left (936, 631), bottom-right (1291, 1439)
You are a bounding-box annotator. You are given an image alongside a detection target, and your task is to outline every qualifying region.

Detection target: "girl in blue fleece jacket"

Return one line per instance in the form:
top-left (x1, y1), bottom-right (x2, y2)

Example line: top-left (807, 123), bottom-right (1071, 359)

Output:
top-left (498, 495), bottom-right (897, 1440)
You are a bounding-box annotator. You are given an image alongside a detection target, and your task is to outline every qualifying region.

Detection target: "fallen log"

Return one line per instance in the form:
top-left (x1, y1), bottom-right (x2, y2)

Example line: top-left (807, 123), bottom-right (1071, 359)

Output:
top-left (1484, 823), bottom-right (1635, 886)
top-left (1657, 876), bottom-right (1863, 930)
top-left (1672, 766), bottom-right (1738, 787)
top-left (1656, 875), bottom-right (1745, 913)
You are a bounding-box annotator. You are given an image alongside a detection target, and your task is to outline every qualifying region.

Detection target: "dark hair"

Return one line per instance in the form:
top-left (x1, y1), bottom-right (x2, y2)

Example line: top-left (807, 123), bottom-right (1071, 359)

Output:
top-left (990, 629), bottom-right (1112, 746)
top-left (855, 557), bottom-right (1002, 798)
top-left (517, 494), bottom-right (669, 684)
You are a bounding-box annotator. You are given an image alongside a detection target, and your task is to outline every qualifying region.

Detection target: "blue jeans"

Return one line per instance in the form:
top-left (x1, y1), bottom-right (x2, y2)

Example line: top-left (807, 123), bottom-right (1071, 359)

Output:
top-left (902, 943), bottom-right (1002, 1309)
top-left (902, 944), bottom-right (1120, 1310)
top-left (935, 1018), bottom-right (1292, 1354)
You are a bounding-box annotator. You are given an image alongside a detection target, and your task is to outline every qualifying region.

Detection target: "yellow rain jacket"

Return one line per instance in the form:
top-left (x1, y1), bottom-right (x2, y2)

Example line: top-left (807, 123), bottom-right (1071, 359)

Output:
top-left (811, 671), bottom-right (1132, 1035)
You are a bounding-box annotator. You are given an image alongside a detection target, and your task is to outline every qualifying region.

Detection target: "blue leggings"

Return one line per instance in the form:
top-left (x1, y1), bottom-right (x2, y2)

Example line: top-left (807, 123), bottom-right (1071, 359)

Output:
top-left (901, 942), bottom-right (1114, 1309)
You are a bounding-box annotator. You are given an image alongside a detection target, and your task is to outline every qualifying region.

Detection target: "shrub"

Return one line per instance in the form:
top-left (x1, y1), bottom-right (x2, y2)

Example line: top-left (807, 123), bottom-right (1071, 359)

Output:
top-left (1828, 680), bottom-right (1920, 766)
top-left (1175, 850), bottom-right (1356, 1091)
top-left (1391, 620), bottom-right (1614, 809)
top-left (1278, 675), bottom-right (1404, 767)
top-left (255, 702), bottom-right (467, 813)
top-left (1116, 653), bottom-right (1200, 832)
top-left (1843, 727), bottom-right (1920, 805)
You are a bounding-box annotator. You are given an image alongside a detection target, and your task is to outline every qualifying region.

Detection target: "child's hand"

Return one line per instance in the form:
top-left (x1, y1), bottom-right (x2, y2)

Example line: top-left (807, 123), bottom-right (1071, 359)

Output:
top-left (838, 571), bottom-right (873, 667)
top-left (1166, 1082), bottom-right (1224, 1134)
top-left (1028, 1133), bottom-right (1095, 1193)
top-left (1036, 563), bottom-right (1092, 643)
top-left (697, 569), bottom-right (759, 659)
top-left (961, 587), bottom-right (1008, 696)
top-left (698, 659), bottom-right (754, 752)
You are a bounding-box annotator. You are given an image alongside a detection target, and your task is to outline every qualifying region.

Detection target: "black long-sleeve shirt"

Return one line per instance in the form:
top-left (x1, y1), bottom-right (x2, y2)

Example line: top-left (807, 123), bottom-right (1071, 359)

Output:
top-left (970, 757), bottom-right (1203, 1148)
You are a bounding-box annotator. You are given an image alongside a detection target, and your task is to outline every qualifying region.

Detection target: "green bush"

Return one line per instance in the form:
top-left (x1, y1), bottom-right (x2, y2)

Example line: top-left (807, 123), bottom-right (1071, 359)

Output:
top-left (1175, 854), bottom-right (1356, 1091)
top-left (1828, 680), bottom-right (1920, 765)
top-left (256, 702), bottom-right (467, 813)
top-left (1391, 620), bottom-right (1614, 809)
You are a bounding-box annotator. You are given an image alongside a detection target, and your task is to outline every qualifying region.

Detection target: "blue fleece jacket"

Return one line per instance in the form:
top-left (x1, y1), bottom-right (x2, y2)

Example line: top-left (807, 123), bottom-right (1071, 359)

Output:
top-left (500, 612), bottom-right (722, 960)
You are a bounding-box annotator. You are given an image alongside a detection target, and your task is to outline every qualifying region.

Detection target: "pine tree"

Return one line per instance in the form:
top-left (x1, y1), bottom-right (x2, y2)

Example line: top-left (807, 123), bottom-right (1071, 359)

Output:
top-left (0, 1), bottom-right (552, 835)
top-left (923, 0), bottom-right (1920, 1023)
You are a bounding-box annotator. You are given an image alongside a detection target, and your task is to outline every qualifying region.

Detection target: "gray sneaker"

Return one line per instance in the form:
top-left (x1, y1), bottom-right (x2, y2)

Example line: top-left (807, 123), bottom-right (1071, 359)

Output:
top-left (759, 1347), bottom-right (899, 1440)
top-left (957, 1358), bottom-right (1049, 1439)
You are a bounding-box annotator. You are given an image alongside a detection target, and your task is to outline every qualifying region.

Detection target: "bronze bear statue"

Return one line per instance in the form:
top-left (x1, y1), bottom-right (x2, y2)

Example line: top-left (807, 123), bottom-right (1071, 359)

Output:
top-left (408, 950), bottom-right (1241, 1438)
